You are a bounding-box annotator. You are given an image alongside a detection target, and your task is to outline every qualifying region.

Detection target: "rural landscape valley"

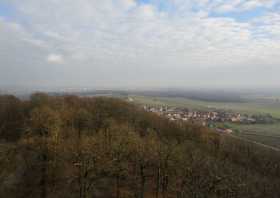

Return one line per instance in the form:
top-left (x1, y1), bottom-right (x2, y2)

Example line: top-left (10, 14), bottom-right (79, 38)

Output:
top-left (128, 92), bottom-right (280, 150)
top-left (1, 91), bottom-right (280, 198)
top-left (1, 0), bottom-right (280, 197)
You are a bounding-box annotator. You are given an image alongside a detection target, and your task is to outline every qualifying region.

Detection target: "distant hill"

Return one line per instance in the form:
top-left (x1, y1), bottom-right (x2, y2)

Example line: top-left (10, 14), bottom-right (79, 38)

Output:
top-left (49, 89), bottom-right (245, 103)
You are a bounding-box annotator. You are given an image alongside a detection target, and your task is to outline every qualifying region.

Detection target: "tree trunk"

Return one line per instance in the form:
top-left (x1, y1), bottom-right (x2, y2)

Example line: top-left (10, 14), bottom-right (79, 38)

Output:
top-left (156, 166), bottom-right (161, 198)
top-left (140, 164), bottom-right (145, 198)
top-left (40, 148), bottom-right (48, 198)
top-left (116, 174), bottom-right (120, 198)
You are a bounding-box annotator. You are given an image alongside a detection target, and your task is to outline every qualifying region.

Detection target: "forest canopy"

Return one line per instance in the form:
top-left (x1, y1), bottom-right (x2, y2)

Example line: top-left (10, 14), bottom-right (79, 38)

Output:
top-left (0, 93), bottom-right (280, 198)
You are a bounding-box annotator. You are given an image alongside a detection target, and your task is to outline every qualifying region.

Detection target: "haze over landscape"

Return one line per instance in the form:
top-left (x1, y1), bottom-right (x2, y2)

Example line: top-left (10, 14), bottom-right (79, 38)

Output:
top-left (1, 0), bottom-right (280, 89)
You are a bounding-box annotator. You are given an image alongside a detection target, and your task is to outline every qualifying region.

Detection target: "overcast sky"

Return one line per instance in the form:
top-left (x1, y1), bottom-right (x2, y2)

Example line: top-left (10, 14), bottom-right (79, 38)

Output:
top-left (0, 0), bottom-right (280, 89)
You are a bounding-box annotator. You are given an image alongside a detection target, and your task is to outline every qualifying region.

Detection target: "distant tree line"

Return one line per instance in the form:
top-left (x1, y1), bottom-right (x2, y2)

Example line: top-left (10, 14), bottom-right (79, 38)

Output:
top-left (0, 93), bottom-right (280, 198)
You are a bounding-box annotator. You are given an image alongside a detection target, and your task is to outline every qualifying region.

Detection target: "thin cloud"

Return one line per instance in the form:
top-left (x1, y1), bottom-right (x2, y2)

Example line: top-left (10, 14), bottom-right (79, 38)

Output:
top-left (47, 54), bottom-right (64, 64)
top-left (0, 0), bottom-right (279, 88)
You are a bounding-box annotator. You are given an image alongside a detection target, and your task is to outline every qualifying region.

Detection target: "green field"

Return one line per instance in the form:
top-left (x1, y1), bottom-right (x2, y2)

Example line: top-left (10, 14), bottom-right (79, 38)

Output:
top-left (226, 123), bottom-right (280, 149)
top-left (131, 95), bottom-right (280, 118)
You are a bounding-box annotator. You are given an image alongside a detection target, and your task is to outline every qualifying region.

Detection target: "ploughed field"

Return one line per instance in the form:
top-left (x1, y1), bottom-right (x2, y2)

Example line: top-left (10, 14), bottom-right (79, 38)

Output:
top-left (227, 123), bottom-right (280, 149)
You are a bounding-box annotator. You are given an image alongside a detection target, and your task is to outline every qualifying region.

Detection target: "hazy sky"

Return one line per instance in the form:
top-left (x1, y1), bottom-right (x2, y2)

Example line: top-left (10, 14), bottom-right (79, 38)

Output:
top-left (0, 0), bottom-right (280, 89)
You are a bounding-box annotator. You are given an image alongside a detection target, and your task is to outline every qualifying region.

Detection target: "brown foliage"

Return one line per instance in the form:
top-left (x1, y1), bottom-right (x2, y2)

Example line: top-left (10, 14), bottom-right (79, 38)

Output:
top-left (0, 94), bottom-right (280, 198)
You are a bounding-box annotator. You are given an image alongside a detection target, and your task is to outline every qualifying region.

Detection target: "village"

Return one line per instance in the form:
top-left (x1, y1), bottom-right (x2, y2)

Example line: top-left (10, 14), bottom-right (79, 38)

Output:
top-left (143, 105), bottom-right (277, 134)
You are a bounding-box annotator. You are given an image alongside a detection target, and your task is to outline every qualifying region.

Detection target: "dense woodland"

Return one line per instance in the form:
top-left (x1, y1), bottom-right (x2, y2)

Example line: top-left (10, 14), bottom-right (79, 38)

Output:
top-left (0, 93), bottom-right (280, 198)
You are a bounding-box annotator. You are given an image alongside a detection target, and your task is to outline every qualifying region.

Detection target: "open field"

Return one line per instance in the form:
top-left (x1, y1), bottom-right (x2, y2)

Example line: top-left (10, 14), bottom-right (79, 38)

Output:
top-left (226, 123), bottom-right (280, 149)
top-left (131, 95), bottom-right (280, 118)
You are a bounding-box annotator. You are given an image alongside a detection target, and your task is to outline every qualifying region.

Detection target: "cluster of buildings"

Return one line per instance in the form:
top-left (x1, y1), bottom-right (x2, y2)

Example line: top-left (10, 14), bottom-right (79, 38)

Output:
top-left (144, 105), bottom-right (256, 123)
top-left (143, 105), bottom-right (264, 133)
